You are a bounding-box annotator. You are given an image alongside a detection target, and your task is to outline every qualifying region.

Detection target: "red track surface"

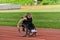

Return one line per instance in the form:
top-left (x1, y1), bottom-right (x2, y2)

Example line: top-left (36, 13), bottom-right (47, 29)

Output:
top-left (0, 26), bottom-right (60, 40)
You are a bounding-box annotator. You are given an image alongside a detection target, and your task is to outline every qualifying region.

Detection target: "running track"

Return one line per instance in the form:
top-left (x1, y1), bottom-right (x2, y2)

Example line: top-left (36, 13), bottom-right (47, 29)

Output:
top-left (0, 26), bottom-right (60, 40)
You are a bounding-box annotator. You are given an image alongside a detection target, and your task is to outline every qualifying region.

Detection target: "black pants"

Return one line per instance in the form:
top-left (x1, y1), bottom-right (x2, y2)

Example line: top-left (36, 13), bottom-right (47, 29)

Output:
top-left (22, 23), bottom-right (35, 31)
top-left (28, 23), bottom-right (35, 30)
top-left (21, 23), bottom-right (35, 36)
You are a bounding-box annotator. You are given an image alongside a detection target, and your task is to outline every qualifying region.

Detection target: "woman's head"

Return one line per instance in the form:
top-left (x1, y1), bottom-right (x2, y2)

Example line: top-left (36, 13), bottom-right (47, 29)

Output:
top-left (26, 13), bottom-right (32, 18)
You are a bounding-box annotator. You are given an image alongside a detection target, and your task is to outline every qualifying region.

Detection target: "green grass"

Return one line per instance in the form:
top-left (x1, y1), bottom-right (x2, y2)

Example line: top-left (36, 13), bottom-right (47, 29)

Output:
top-left (0, 12), bottom-right (60, 29)
top-left (0, 0), bottom-right (34, 5)
top-left (0, 0), bottom-right (60, 5)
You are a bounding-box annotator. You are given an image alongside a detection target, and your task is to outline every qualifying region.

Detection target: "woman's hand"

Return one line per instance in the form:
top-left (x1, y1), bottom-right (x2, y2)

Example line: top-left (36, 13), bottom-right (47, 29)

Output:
top-left (23, 17), bottom-right (27, 20)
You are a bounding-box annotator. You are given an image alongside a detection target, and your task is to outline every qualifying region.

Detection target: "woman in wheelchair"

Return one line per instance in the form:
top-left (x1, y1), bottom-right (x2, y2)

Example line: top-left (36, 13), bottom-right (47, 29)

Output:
top-left (17, 13), bottom-right (37, 37)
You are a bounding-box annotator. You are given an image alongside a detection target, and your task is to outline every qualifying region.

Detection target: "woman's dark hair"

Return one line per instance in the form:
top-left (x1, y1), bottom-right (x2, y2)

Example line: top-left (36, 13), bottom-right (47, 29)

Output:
top-left (25, 13), bottom-right (31, 17)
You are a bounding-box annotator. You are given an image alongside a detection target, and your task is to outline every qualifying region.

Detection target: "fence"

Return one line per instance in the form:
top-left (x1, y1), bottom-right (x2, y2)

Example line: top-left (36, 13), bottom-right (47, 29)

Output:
top-left (0, 4), bottom-right (21, 10)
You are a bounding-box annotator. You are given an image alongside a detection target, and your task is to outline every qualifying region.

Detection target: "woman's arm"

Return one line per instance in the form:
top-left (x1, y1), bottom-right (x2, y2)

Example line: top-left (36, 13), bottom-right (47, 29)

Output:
top-left (17, 17), bottom-right (27, 27)
top-left (17, 19), bottom-right (23, 27)
top-left (17, 19), bottom-right (23, 33)
top-left (17, 17), bottom-right (27, 33)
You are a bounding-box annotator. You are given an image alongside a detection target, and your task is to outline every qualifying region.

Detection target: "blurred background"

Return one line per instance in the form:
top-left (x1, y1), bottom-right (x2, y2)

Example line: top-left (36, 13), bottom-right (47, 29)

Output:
top-left (0, 0), bottom-right (60, 5)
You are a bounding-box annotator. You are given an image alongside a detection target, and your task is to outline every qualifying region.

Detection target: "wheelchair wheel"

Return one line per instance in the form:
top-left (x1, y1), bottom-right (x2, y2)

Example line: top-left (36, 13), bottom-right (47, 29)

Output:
top-left (18, 26), bottom-right (26, 37)
top-left (18, 25), bottom-right (36, 37)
